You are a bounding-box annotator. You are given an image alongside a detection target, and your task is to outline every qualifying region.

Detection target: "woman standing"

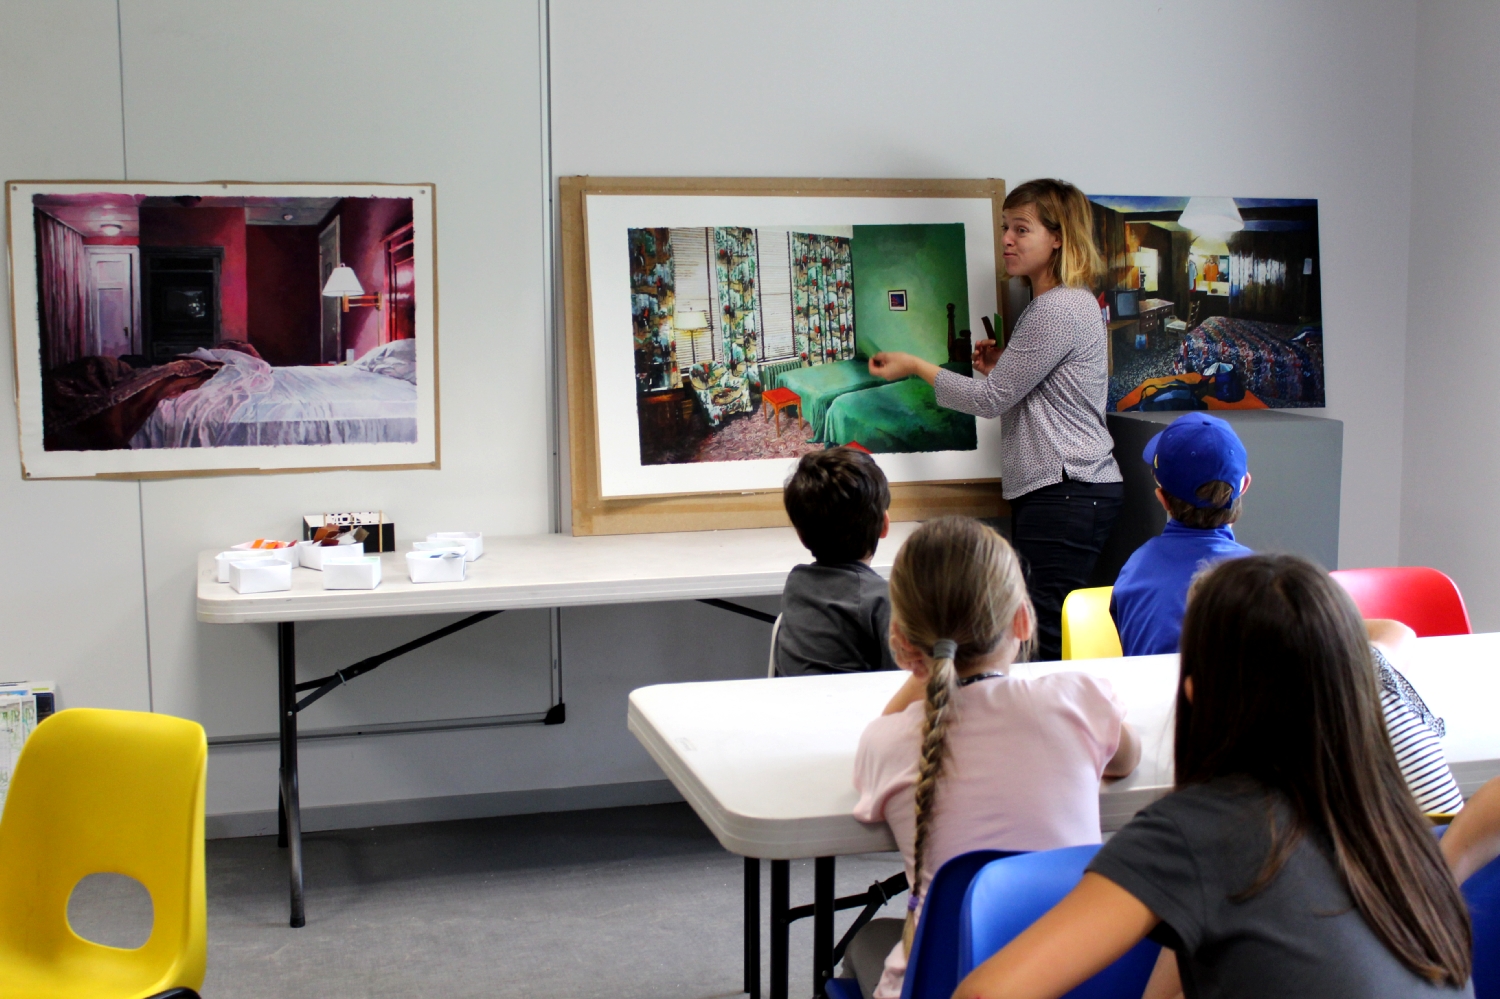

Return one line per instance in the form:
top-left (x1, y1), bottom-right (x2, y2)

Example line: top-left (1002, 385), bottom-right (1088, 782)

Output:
top-left (869, 179), bottom-right (1122, 661)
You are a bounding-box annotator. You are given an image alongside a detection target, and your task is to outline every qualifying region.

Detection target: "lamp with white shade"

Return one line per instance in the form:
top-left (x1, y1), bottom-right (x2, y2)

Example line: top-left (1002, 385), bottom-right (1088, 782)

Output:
top-left (1177, 196), bottom-right (1244, 236)
top-left (672, 310), bottom-right (709, 366)
top-left (321, 265), bottom-right (383, 312)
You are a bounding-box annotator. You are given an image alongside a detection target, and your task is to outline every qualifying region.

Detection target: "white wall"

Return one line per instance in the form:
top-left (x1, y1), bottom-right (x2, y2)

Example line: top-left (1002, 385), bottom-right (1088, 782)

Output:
top-left (550, 0), bottom-right (1418, 570)
top-left (0, 0), bottom-right (1437, 827)
top-left (1401, 2), bottom-right (1500, 628)
top-left (0, 0), bottom-right (153, 714)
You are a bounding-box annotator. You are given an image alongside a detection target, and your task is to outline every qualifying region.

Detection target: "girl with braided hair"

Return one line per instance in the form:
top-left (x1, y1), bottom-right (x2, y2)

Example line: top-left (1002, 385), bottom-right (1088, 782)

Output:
top-left (847, 517), bottom-right (1141, 999)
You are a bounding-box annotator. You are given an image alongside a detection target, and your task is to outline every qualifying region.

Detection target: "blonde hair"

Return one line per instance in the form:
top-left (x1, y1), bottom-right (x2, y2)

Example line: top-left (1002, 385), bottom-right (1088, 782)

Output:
top-left (1004, 178), bottom-right (1103, 288)
top-left (887, 517), bottom-right (1033, 952)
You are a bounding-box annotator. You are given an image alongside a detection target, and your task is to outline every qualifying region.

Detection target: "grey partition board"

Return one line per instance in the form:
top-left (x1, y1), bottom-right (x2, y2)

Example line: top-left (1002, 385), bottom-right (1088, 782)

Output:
top-left (1095, 410), bottom-right (1343, 585)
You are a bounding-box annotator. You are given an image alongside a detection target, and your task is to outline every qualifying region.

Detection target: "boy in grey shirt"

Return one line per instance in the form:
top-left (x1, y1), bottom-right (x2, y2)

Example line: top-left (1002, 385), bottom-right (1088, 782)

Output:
top-left (775, 447), bottom-right (897, 676)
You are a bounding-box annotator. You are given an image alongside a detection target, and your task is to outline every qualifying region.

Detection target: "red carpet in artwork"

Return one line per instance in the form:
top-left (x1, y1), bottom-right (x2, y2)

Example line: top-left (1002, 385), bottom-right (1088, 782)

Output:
top-left (692, 409), bottom-right (822, 463)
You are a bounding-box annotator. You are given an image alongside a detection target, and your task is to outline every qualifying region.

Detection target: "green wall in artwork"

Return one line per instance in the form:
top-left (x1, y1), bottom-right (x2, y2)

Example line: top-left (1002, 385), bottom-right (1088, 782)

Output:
top-left (849, 223), bottom-right (969, 363)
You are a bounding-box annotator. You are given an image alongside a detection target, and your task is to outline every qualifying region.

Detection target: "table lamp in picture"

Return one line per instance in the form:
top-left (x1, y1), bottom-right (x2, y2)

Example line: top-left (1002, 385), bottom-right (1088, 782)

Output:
top-left (672, 310), bottom-right (709, 370)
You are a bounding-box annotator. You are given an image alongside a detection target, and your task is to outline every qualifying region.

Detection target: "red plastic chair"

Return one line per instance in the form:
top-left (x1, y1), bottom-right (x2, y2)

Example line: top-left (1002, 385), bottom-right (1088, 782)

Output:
top-left (1329, 566), bottom-right (1472, 637)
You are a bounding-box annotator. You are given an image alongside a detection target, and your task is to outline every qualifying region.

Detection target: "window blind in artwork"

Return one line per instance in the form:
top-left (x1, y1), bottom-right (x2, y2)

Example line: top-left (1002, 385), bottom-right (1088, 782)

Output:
top-left (757, 232), bottom-right (796, 361)
top-left (668, 227), bottom-right (719, 368)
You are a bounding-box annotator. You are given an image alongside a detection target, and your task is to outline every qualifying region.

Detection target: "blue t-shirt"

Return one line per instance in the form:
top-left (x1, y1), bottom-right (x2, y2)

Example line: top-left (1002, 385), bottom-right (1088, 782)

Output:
top-left (1110, 521), bottom-right (1253, 656)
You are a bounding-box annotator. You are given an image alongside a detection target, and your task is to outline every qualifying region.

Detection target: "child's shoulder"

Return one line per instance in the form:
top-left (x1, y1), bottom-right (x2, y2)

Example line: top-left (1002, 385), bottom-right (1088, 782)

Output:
top-left (1000, 670), bottom-right (1123, 721)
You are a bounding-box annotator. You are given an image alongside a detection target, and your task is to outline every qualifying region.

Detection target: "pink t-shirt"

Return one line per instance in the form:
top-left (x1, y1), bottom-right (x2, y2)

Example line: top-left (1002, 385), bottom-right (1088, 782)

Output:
top-left (852, 671), bottom-right (1125, 998)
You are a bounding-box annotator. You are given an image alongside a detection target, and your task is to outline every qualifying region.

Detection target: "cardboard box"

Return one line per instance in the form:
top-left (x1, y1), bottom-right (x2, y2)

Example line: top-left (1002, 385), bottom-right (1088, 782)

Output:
top-left (217, 550), bottom-right (282, 583)
top-left (323, 555), bottom-right (382, 590)
top-left (407, 550), bottom-right (466, 583)
top-left (303, 512), bottom-right (395, 554)
top-left (229, 559), bottom-right (292, 594)
top-left (297, 539), bottom-right (369, 570)
top-left (426, 532), bottom-right (483, 560)
top-left (230, 541), bottom-right (299, 565)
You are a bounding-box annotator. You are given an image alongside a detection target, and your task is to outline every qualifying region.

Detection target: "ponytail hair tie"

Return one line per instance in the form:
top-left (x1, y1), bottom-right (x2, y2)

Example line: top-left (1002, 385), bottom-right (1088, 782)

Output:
top-left (931, 639), bottom-right (958, 661)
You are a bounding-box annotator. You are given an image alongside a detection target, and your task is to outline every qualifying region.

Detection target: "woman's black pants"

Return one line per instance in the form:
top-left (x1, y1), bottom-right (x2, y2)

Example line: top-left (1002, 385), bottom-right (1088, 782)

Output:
top-left (1008, 479), bottom-right (1124, 662)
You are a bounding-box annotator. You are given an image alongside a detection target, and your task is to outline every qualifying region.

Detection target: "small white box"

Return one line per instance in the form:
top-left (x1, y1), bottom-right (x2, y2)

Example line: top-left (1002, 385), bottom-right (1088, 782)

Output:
top-left (426, 532), bottom-right (483, 560)
top-left (412, 540), bottom-right (468, 554)
top-left (323, 556), bottom-right (383, 590)
top-left (407, 550), bottom-right (467, 583)
top-left (298, 540), bottom-right (368, 570)
top-left (231, 541), bottom-right (299, 566)
top-left (228, 559), bottom-right (292, 594)
top-left (216, 550), bottom-right (282, 584)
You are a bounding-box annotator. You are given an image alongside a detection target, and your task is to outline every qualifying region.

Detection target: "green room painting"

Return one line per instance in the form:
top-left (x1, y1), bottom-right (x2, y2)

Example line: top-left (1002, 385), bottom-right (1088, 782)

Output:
top-left (628, 222), bottom-right (975, 466)
top-left (849, 223), bottom-right (969, 363)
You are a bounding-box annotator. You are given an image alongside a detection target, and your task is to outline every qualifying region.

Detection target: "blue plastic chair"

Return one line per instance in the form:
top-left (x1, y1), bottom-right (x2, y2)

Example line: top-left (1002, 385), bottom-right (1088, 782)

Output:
top-left (1466, 852), bottom-right (1500, 999)
top-left (1433, 824), bottom-right (1500, 999)
top-left (825, 850), bottom-right (1019, 999)
top-left (901, 850), bottom-right (1020, 999)
top-left (958, 845), bottom-right (1159, 999)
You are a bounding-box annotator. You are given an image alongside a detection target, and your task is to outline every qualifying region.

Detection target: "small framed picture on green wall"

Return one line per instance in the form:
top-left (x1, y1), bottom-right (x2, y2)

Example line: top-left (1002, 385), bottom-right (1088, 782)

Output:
top-left (887, 290), bottom-right (908, 311)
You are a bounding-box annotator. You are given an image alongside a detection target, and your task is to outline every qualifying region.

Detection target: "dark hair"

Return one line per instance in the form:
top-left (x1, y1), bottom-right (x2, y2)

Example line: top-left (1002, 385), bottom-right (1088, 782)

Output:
top-left (1177, 555), bottom-right (1471, 986)
top-left (1161, 479), bottom-right (1241, 529)
top-left (783, 447), bottom-right (890, 563)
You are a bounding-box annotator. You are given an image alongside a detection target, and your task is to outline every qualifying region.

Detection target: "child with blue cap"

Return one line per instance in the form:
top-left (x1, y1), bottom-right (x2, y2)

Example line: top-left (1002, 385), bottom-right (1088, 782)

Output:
top-left (1112, 413), bottom-right (1467, 818)
top-left (1110, 413), bottom-right (1253, 657)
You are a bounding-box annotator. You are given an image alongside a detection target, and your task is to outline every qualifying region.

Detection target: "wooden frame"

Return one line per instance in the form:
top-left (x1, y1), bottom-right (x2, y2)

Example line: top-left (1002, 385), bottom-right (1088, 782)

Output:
top-left (561, 176), bottom-right (1012, 537)
top-left (6, 179), bottom-right (439, 480)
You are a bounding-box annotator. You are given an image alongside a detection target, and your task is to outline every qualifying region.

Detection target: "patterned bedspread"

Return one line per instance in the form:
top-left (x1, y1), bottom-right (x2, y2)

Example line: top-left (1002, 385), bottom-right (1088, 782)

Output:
top-left (776, 360), bottom-right (884, 442)
top-left (823, 377), bottom-right (976, 454)
top-left (1175, 316), bottom-right (1324, 406)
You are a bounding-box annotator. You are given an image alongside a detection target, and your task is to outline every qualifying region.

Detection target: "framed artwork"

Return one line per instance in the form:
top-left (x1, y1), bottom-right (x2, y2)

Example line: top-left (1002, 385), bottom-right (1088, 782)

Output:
top-left (5, 180), bottom-right (438, 479)
top-left (1088, 194), bottom-right (1323, 413)
top-left (562, 176), bottom-right (1009, 536)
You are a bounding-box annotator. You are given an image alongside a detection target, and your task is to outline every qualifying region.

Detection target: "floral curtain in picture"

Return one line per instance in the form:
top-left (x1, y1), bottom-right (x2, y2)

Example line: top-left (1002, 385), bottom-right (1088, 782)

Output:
top-left (791, 233), bottom-right (855, 366)
top-left (708, 226), bottom-right (758, 418)
top-left (628, 227), bottom-right (680, 392)
top-left (34, 210), bottom-right (90, 371)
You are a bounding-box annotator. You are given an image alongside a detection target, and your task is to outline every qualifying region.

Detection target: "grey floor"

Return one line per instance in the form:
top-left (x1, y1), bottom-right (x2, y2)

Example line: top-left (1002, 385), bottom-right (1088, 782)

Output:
top-left (68, 803), bottom-right (908, 999)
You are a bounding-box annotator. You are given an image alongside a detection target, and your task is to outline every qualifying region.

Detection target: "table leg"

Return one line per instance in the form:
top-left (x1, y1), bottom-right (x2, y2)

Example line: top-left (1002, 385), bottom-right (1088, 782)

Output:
top-left (814, 856), bottom-right (835, 996)
top-left (770, 859), bottom-right (789, 999)
top-left (277, 622), bottom-right (306, 928)
top-left (744, 857), bottom-right (761, 999)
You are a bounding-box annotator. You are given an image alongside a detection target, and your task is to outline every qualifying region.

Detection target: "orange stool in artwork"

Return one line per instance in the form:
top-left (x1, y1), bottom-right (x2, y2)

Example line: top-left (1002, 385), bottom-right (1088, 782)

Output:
top-left (760, 387), bottom-right (805, 437)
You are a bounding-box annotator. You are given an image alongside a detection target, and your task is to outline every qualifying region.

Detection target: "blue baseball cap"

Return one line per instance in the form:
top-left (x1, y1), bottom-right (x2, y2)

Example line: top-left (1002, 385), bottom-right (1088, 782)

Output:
top-left (1142, 413), bottom-right (1248, 508)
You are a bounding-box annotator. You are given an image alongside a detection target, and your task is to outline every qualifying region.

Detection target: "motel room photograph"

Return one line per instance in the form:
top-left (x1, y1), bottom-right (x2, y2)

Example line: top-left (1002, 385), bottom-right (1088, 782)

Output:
top-left (32, 193), bottom-right (418, 450)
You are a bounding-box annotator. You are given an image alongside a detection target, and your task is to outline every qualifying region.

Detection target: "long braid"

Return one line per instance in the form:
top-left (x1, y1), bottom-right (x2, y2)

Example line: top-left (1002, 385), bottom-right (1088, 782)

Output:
top-left (902, 640), bottom-right (959, 954)
top-left (888, 518), bottom-right (1031, 956)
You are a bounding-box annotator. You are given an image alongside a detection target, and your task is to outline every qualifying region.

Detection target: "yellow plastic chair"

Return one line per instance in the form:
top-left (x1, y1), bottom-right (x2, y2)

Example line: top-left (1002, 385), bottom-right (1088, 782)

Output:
top-left (0, 708), bottom-right (207, 999)
top-left (1060, 586), bottom-right (1123, 660)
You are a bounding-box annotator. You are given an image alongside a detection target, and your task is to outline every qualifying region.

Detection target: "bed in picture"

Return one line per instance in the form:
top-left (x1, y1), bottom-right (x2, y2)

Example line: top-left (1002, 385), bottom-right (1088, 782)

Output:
top-left (43, 340), bottom-right (418, 449)
top-left (822, 374), bottom-right (976, 454)
top-left (774, 360), bottom-right (885, 442)
top-left (1176, 316), bottom-right (1324, 407)
top-left (133, 341), bottom-right (417, 447)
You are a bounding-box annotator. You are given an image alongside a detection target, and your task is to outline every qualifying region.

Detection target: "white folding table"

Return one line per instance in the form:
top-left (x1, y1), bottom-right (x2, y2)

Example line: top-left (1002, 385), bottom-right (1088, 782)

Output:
top-left (628, 632), bottom-right (1500, 999)
top-left (196, 522), bottom-right (919, 928)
